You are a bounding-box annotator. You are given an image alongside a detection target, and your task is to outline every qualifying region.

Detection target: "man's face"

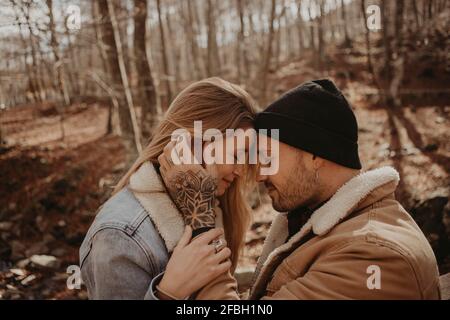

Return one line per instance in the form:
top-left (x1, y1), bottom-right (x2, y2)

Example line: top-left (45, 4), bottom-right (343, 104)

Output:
top-left (257, 139), bottom-right (318, 212)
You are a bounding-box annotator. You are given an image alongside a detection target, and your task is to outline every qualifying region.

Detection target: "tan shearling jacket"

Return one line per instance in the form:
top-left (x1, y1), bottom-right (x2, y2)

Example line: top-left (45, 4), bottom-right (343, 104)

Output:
top-left (196, 166), bottom-right (441, 300)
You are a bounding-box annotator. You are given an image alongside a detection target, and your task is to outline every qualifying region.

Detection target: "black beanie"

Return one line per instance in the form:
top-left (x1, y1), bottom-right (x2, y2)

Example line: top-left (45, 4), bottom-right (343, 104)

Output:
top-left (255, 79), bottom-right (362, 169)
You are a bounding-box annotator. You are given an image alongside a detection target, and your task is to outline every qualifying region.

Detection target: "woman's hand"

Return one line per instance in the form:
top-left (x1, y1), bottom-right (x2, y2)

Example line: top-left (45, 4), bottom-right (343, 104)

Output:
top-left (157, 226), bottom-right (232, 299)
top-left (158, 138), bottom-right (218, 231)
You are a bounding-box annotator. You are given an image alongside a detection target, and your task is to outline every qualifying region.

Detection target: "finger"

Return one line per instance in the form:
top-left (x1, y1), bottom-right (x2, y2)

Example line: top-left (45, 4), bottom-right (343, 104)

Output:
top-left (158, 153), bottom-right (170, 171)
top-left (176, 142), bottom-right (184, 159)
top-left (191, 137), bottom-right (203, 165)
top-left (163, 140), bottom-right (177, 159)
top-left (159, 164), bottom-right (167, 177)
top-left (169, 144), bottom-right (182, 165)
top-left (164, 139), bottom-right (177, 151)
top-left (216, 238), bottom-right (227, 248)
top-left (211, 247), bottom-right (231, 263)
top-left (214, 260), bottom-right (232, 276)
top-left (199, 242), bottom-right (216, 257)
top-left (177, 133), bottom-right (198, 165)
top-left (192, 228), bottom-right (224, 246)
top-left (175, 226), bottom-right (192, 249)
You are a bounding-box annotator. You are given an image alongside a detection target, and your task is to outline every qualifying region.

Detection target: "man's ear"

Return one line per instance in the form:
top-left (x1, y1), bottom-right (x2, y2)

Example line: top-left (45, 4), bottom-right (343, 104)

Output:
top-left (312, 154), bottom-right (325, 170)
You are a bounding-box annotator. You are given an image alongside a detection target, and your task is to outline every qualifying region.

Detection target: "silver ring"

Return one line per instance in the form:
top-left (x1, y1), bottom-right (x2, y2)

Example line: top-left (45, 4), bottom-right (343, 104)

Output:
top-left (212, 239), bottom-right (224, 254)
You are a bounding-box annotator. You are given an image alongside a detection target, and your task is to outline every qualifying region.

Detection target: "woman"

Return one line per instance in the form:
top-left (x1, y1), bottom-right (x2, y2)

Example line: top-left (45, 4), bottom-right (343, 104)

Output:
top-left (79, 78), bottom-right (257, 299)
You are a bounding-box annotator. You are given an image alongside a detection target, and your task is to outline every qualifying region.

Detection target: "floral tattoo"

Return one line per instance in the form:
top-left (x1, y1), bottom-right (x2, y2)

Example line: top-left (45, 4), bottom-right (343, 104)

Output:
top-left (167, 169), bottom-right (218, 230)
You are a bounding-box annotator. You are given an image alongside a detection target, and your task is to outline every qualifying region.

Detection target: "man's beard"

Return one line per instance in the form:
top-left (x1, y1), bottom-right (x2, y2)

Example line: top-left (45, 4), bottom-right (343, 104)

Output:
top-left (269, 160), bottom-right (318, 212)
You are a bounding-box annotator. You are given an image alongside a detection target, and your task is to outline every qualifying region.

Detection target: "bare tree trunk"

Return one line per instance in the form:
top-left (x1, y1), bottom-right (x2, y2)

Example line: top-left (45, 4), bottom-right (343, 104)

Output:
top-left (236, 0), bottom-right (250, 84)
top-left (296, 0), bottom-right (305, 53)
top-left (260, 0), bottom-right (277, 105)
top-left (246, 1), bottom-right (258, 80)
top-left (92, 0), bottom-right (116, 134)
top-left (274, 2), bottom-right (287, 69)
top-left (206, 0), bottom-right (221, 77)
top-left (134, 0), bottom-right (157, 141)
top-left (360, 0), bottom-right (377, 87)
top-left (394, 0), bottom-right (405, 44)
top-left (46, 0), bottom-right (70, 141)
top-left (156, 0), bottom-right (173, 106)
top-left (390, 0), bottom-right (405, 108)
top-left (63, 18), bottom-right (80, 97)
top-left (14, 1), bottom-right (45, 102)
top-left (285, 6), bottom-right (294, 59)
top-left (218, 22), bottom-right (228, 69)
top-left (360, 0), bottom-right (375, 78)
top-left (165, 5), bottom-right (181, 92)
top-left (317, 0), bottom-right (325, 71)
top-left (381, 0), bottom-right (392, 81)
top-left (92, 2), bottom-right (109, 74)
top-left (411, 0), bottom-right (420, 30)
top-left (98, 0), bottom-right (142, 161)
top-left (12, 2), bottom-right (39, 103)
top-left (308, 2), bottom-right (316, 52)
top-left (340, 0), bottom-right (351, 46)
top-left (328, 1), bottom-right (338, 44)
top-left (46, 0), bottom-right (70, 106)
top-left (183, 1), bottom-right (202, 80)
top-left (90, 72), bottom-right (120, 136)
top-left (381, 0), bottom-right (395, 107)
top-left (427, 0), bottom-right (433, 20)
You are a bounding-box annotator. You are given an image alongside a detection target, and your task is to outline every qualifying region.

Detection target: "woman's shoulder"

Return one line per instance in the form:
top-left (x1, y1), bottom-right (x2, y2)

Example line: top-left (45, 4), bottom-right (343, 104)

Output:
top-left (90, 187), bottom-right (148, 232)
top-left (79, 188), bottom-right (168, 269)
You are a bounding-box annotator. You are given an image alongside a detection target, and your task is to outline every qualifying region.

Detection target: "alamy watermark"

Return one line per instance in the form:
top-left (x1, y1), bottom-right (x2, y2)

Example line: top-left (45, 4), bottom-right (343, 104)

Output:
top-left (366, 5), bottom-right (382, 31)
top-left (66, 265), bottom-right (82, 290)
top-left (66, 5), bottom-right (81, 31)
top-left (169, 121), bottom-right (280, 176)
top-left (366, 265), bottom-right (381, 290)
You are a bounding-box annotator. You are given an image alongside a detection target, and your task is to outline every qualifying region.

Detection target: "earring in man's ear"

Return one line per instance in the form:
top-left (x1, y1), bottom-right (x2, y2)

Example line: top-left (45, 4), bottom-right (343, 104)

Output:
top-left (312, 154), bottom-right (321, 182)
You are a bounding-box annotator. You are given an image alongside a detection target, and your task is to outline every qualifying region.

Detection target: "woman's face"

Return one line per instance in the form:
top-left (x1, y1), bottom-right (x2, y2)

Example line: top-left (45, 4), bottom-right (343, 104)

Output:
top-left (205, 126), bottom-right (255, 197)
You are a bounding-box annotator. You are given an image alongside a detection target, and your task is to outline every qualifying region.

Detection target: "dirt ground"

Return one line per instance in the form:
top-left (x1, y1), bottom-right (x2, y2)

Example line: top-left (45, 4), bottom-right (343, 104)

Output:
top-left (0, 59), bottom-right (449, 299)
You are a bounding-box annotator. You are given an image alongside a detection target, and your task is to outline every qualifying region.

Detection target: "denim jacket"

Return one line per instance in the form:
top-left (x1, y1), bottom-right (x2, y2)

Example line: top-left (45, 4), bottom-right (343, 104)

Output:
top-left (79, 162), bottom-right (186, 299)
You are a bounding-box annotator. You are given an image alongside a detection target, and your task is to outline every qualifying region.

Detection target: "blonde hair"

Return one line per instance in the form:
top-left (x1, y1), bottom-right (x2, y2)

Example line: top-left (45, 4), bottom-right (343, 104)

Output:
top-left (114, 77), bottom-right (258, 271)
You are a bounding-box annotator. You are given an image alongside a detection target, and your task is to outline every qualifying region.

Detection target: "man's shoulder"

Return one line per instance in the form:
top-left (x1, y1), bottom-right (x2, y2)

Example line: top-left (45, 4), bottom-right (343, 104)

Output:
top-left (332, 199), bottom-right (439, 285)
top-left (335, 198), bottom-right (430, 253)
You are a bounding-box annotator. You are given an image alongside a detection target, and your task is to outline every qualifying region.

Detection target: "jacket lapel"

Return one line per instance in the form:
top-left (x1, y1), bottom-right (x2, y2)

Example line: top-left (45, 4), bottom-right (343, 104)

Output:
top-left (250, 166), bottom-right (400, 299)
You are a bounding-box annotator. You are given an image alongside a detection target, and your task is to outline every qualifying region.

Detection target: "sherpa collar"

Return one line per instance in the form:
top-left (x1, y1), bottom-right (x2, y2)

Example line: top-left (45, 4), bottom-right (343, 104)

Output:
top-left (310, 166), bottom-right (400, 235)
top-left (250, 166), bottom-right (400, 298)
top-left (128, 161), bottom-right (224, 253)
top-left (129, 162), bottom-right (185, 252)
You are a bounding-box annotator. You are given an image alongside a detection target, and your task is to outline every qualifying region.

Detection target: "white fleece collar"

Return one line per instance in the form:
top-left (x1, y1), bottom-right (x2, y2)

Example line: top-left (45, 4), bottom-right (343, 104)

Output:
top-left (250, 166), bottom-right (400, 298)
top-left (128, 162), bottom-right (224, 252)
top-left (129, 162), bottom-right (185, 252)
top-left (311, 166), bottom-right (400, 235)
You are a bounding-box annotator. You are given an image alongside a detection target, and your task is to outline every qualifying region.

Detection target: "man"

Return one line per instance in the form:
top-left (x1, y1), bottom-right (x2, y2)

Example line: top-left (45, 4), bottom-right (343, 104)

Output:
top-left (157, 79), bottom-right (441, 299)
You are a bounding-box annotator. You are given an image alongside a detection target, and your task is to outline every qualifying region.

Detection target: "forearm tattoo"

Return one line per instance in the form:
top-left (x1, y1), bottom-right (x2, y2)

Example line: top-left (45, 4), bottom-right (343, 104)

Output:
top-left (167, 169), bottom-right (218, 230)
